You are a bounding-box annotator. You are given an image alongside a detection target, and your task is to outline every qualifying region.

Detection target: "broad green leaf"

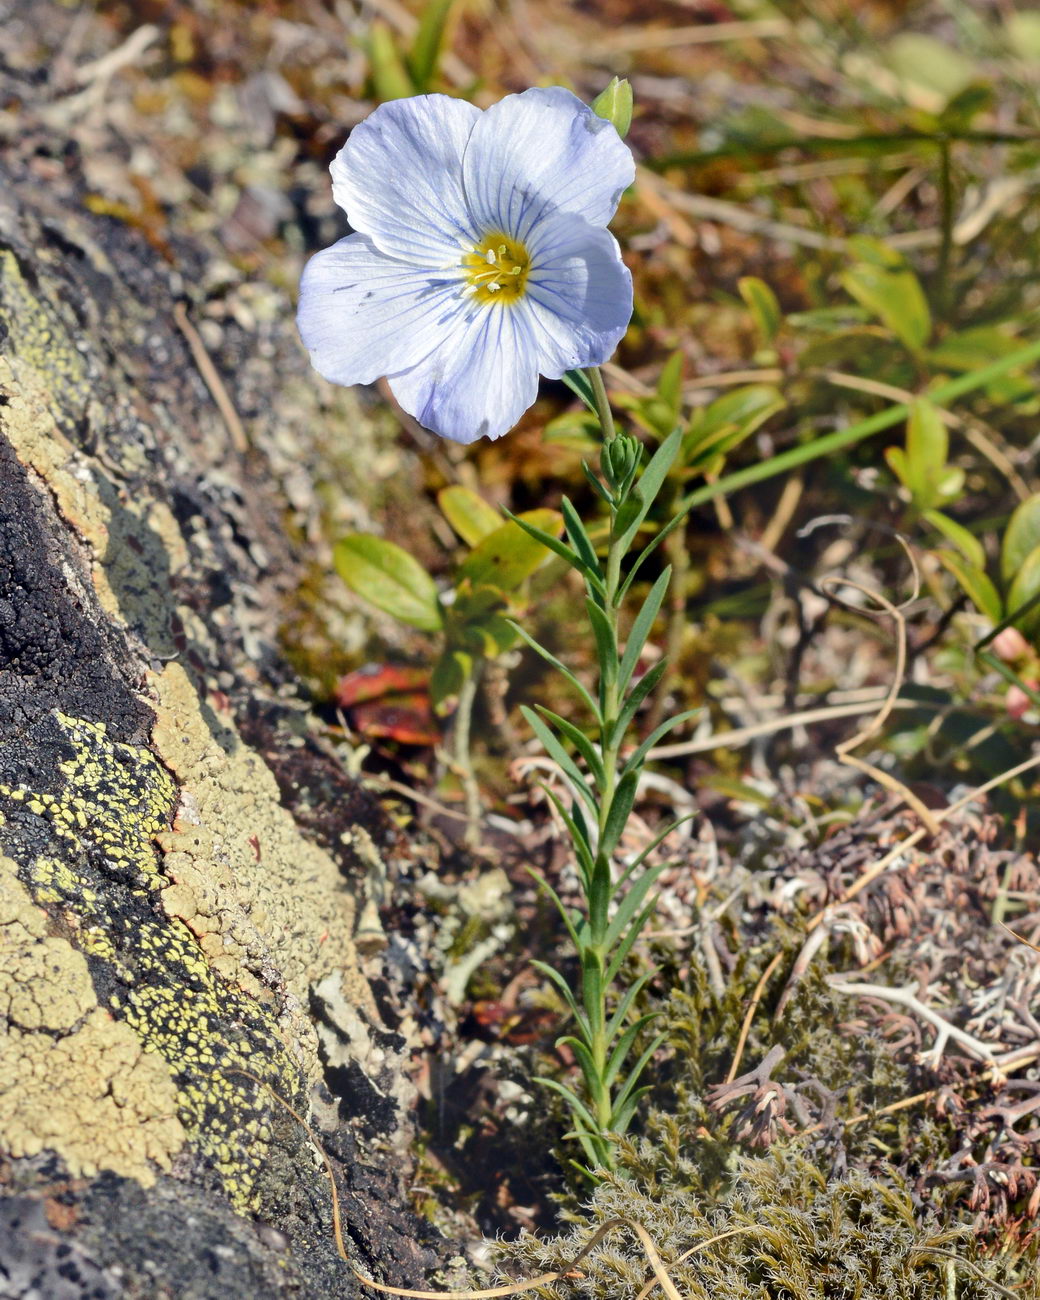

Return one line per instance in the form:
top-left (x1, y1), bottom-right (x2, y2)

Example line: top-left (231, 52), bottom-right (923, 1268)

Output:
top-left (885, 32), bottom-right (977, 103)
top-left (739, 276), bottom-right (782, 346)
top-left (458, 509), bottom-right (562, 592)
top-left (406, 0), bottom-right (454, 91)
top-left (430, 648), bottom-right (471, 712)
top-left (841, 238), bottom-right (931, 351)
top-left (437, 486), bottom-right (501, 546)
top-left (684, 385), bottom-right (784, 471)
top-left (1008, 11), bottom-right (1040, 59)
top-left (334, 534), bottom-right (441, 631)
top-left (1002, 494), bottom-right (1040, 585)
top-left (935, 551), bottom-right (1002, 623)
top-left (924, 509), bottom-right (984, 570)
top-left (1006, 543), bottom-right (1040, 637)
top-left (907, 399), bottom-right (948, 482)
top-left (657, 351), bottom-right (684, 414)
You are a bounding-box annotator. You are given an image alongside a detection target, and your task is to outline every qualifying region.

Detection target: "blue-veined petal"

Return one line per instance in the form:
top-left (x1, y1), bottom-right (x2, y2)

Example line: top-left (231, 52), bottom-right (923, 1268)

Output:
top-left (521, 210), bottom-right (633, 377)
top-left (297, 233), bottom-right (469, 386)
top-left (332, 95), bottom-right (481, 266)
top-left (387, 303), bottom-right (541, 443)
top-left (461, 87), bottom-right (635, 243)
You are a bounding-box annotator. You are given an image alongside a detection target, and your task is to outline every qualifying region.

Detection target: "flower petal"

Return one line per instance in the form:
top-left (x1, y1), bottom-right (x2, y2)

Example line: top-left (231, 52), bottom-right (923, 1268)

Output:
top-left (461, 87), bottom-right (635, 242)
top-left (387, 305), bottom-right (541, 443)
top-left (297, 233), bottom-right (468, 386)
top-left (521, 211), bottom-right (633, 377)
top-left (331, 94), bottom-right (481, 266)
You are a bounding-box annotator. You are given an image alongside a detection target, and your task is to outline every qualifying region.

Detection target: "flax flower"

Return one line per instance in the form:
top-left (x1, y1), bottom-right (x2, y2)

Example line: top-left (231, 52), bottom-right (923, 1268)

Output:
top-left (297, 88), bottom-right (634, 443)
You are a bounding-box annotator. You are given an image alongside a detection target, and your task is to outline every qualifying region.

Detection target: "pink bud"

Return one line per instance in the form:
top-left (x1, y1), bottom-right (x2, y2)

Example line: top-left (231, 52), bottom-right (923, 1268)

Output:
top-left (992, 627), bottom-right (1030, 662)
top-left (1007, 682), bottom-right (1039, 721)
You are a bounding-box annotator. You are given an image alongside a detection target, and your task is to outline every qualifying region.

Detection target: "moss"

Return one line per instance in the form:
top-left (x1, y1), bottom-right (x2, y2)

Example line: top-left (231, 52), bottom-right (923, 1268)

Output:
top-left (504, 1148), bottom-right (1031, 1298)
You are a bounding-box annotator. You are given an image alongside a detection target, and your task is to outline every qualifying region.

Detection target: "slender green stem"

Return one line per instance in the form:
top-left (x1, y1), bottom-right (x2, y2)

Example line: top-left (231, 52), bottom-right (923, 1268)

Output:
top-left (937, 137), bottom-right (953, 322)
top-left (632, 336), bottom-right (1040, 572)
top-left (587, 366), bottom-right (617, 443)
top-left (452, 664), bottom-right (482, 846)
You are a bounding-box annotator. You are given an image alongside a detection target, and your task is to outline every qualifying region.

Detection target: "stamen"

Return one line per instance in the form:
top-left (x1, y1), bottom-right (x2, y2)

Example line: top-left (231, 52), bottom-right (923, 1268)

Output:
top-left (460, 230), bottom-right (530, 306)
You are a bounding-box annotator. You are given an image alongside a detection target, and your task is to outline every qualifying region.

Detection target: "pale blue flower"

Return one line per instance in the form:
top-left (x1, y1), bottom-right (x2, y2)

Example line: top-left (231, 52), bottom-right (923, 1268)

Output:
top-left (297, 88), bottom-right (634, 443)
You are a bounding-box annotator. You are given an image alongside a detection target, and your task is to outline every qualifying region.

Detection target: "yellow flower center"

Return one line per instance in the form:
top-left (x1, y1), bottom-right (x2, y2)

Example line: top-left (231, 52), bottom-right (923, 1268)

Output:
top-left (461, 230), bottom-right (530, 305)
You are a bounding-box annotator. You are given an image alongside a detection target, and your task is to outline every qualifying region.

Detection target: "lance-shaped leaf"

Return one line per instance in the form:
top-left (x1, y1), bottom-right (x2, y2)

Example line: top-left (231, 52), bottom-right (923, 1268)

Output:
top-left (618, 568), bottom-right (670, 697)
top-left (334, 534), bottom-right (442, 631)
top-left (520, 705), bottom-right (598, 815)
top-left (613, 426), bottom-right (683, 559)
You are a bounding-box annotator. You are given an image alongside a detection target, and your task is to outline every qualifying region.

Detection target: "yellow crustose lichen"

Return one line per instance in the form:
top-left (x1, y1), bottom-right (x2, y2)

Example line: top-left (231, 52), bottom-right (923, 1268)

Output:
top-left (0, 713), bottom-right (299, 1208)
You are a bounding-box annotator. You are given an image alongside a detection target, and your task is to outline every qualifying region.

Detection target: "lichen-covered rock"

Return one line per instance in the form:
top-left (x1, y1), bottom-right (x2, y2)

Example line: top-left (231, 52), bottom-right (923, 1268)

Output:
top-left (0, 9), bottom-right (445, 1294)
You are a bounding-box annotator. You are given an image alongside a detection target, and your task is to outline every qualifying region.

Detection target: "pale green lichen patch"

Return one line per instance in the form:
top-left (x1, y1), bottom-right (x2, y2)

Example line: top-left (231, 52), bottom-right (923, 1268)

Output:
top-left (0, 1009), bottom-right (186, 1184)
top-left (0, 854), bottom-right (185, 1184)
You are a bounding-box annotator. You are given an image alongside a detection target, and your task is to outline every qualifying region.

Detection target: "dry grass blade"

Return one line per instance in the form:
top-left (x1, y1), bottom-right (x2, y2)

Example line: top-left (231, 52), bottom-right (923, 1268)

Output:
top-left (173, 302), bottom-right (250, 454)
top-left (725, 951), bottom-right (783, 1084)
top-left (817, 537), bottom-right (942, 835)
top-left (633, 1226), bottom-right (769, 1300)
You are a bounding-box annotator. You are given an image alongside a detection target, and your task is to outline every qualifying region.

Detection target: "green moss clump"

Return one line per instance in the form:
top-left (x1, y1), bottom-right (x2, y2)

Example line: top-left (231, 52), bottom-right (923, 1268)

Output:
top-left (503, 1146), bottom-right (1030, 1298)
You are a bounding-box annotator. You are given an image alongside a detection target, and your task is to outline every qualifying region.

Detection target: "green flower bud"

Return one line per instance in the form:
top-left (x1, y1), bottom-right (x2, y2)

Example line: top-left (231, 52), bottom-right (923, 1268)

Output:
top-left (590, 77), bottom-right (633, 140)
top-left (603, 433), bottom-right (641, 492)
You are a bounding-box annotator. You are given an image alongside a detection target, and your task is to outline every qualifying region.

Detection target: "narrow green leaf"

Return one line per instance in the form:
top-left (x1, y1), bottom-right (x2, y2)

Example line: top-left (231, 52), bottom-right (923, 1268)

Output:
top-left (923, 509), bottom-right (984, 570)
top-left (605, 1013), bottom-right (660, 1090)
top-left (535, 706), bottom-right (606, 789)
top-left (600, 768), bottom-right (639, 859)
top-left (582, 460), bottom-right (614, 505)
top-left (581, 948), bottom-right (605, 1038)
top-left (525, 866), bottom-right (583, 949)
top-left (739, 276), bottom-right (782, 346)
top-left (620, 708), bottom-right (703, 780)
top-left (935, 551), bottom-right (1002, 623)
top-left (613, 426), bottom-right (684, 559)
top-left (562, 369), bottom-right (598, 412)
top-left (406, 0), bottom-right (454, 90)
top-left (611, 1083), bottom-right (654, 1138)
top-left (618, 568), bottom-right (671, 697)
top-left (561, 495), bottom-right (601, 576)
top-left (533, 1076), bottom-right (602, 1137)
top-left (531, 787), bottom-right (595, 885)
top-left (611, 1032), bottom-right (666, 1118)
top-left (437, 485), bottom-right (501, 546)
top-left (334, 534), bottom-right (442, 631)
top-left (508, 619), bottom-right (602, 720)
top-left (531, 960), bottom-right (588, 1034)
top-left (614, 813), bottom-right (696, 892)
top-left (604, 972), bottom-right (655, 1046)
top-left (604, 860), bottom-right (670, 952)
top-left (557, 1036), bottom-right (605, 1105)
top-left (366, 19), bottom-right (416, 99)
top-left (502, 508), bottom-right (603, 592)
top-left (521, 706), bottom-right (598, 815)
top-left (604, 897), bottom-right (658, 987)
top-left (609, 659), bottom-right (669, 747)
top-left (585, 597), bottom-right (618, 707)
